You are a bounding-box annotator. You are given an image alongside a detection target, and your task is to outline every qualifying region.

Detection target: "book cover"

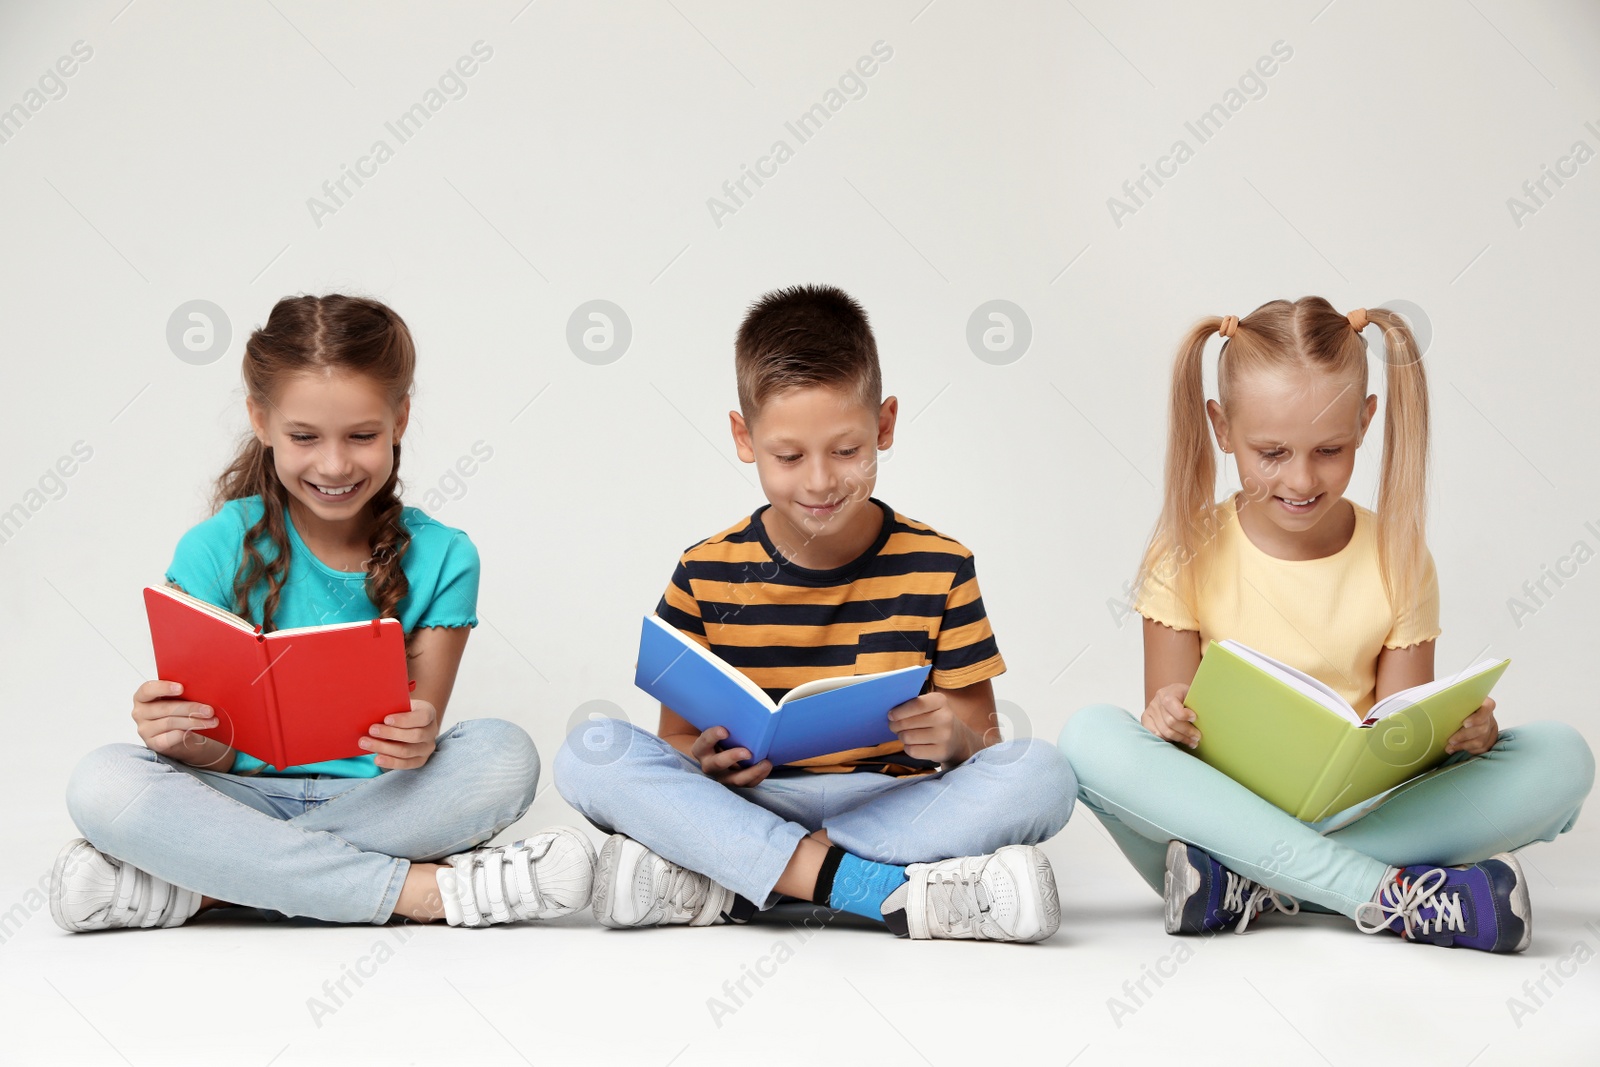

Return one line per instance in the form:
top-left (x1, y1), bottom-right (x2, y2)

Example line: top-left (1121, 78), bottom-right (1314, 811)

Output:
top-left (143, 586), bottom-right (412, 770)
top-left (1185, 639), bottom-right (1508, 821)
top-left (634, 615), bottom-right (931, 766)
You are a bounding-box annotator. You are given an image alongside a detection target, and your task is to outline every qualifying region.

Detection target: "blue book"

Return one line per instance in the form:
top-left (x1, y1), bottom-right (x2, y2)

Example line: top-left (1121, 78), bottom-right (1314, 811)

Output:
top-left (634, 615), bottom-right (932, 766)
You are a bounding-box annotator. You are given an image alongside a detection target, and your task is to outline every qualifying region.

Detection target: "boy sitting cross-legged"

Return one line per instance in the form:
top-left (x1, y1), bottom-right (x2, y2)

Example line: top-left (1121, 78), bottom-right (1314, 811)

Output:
top-left (555, 284), bottom-right (1075, 941)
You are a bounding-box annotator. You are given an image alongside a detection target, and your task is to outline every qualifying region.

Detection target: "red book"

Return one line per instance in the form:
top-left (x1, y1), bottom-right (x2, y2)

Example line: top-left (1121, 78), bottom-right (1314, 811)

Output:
top-left (143, 585), bottom-right (411, 770)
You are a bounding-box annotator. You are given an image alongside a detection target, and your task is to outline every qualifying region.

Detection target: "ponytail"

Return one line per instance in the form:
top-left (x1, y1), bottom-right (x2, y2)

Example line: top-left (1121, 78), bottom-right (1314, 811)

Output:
top-left (1362, 307), bottom-right (1430, 606)
top-left (1139, 317), bottom-right (1227, 606)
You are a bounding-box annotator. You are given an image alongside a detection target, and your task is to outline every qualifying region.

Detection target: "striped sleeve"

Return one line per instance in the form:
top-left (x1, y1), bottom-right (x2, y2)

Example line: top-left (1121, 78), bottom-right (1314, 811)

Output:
top-left (932, 554), bottom-right (1005, 689)
top-left (654, 556), bottom-right (711, 648)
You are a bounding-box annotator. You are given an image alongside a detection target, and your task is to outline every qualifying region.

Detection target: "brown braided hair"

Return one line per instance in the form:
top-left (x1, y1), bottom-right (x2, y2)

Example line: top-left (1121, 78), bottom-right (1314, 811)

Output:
top-left (210, 295), bottom-right (416, 633)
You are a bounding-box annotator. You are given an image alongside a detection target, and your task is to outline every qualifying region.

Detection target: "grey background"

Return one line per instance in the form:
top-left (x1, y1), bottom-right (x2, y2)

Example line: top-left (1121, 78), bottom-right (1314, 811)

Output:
top-left (2, 3), bottom-right (1597, 1065)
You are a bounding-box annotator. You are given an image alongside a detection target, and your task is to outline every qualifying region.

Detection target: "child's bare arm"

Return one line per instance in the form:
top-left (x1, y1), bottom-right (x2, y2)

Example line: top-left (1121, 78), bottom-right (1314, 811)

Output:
top-left (1373, 639), bottom-right (1433, 698)
top-left (1141, 617), bottom-right (1203, 747)
top-left (658, 704), bottom-right (700, 757)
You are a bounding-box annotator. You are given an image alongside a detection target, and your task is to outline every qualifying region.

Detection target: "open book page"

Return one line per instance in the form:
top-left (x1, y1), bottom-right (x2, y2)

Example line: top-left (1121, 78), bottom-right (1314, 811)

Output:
top-left (1366, 659), bottom-right (1507, 722)
top-left (643, 614), bottom-right (777, 712)
top-left (152, 585), bottom-right (399, 640)
top-left (274, 618), bottom-right (402, 638)
top-left (148, 585), bottom-right (258, 633)
top-left (1216, 639), bottom-right (1360, 724)
top-left (777, 666), bottom-right (925, 707)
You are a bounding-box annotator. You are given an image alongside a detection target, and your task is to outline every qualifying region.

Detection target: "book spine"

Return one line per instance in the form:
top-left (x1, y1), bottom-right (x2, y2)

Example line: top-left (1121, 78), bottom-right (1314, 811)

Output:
top-left (756, 707), bottom-right (782, 765)
top-left (258, 636), bottom-right (292, 771)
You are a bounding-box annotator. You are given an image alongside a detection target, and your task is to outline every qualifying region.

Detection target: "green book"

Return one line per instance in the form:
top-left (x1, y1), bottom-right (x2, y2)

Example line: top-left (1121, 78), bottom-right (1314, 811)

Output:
top-left (1185, 639), bottom-right (1509, 822)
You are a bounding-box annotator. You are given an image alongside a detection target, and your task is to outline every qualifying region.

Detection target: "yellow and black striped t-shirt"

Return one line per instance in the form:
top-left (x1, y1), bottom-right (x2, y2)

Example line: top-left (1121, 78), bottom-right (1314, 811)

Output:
top-left (655, 499), bottom-right (1005, 776)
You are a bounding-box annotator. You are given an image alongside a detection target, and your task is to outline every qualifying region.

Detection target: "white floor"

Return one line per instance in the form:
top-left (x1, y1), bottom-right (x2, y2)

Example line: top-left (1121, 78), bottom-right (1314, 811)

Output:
top-left (6, 803), bottom-right (1597, 1067)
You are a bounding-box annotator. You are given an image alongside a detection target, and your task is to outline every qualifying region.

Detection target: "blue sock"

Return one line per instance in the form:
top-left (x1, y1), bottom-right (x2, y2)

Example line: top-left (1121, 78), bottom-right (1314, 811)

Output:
top-left (822, 849), bottom-right (908, 922)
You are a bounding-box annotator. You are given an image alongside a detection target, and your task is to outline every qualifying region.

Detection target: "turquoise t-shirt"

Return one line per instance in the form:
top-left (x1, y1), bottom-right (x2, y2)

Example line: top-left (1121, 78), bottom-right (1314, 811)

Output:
top-left (164, 496), bottom-right (479, 778)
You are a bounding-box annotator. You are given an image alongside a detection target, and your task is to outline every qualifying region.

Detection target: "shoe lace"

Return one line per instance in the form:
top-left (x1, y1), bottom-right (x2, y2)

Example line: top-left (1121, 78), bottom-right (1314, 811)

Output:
top-left (925, 866), bottom-right (992, 938)
top-left (654, 863), bottom-right (711, 923)
top-left (1355, 868), bottom-right (1461, 937)
top-left (1232, 881), bottom-right (1301, 933)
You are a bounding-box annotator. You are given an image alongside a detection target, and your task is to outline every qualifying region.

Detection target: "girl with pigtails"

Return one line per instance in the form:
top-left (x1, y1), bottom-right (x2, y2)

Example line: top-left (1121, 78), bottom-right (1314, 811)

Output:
top-left (1059, 297), bottom-right (1593, 952)
top-left (52, 294), bottom-right (593, 932)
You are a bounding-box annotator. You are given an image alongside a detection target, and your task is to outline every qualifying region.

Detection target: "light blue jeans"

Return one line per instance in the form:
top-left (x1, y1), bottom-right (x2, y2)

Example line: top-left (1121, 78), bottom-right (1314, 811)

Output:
top-left (554, 718), bottom-right (1077, 907)
top-left (1059, 704), bottom-right (1595, 918)
top-left (65, 718), bottom-right (539, 924)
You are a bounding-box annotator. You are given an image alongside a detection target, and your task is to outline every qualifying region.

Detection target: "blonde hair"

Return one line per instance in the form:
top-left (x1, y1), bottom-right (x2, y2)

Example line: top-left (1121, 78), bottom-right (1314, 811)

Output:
top-left (1142, 296), bottom-right (1429, 609)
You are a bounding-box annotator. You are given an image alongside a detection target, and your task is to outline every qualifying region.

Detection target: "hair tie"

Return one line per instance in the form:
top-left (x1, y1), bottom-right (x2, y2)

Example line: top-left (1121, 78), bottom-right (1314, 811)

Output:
top-left (1347, 308), bottom-right (1369, 332)
top-left (1218, 315), bottom-right (1239, 339)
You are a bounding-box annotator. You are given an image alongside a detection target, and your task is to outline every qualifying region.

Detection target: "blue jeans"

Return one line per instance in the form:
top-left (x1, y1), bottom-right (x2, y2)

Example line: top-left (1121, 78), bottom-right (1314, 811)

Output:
top-left (554, 718), bottom-right (1077, 907)
top-left (1059, 704), bottom-right (1594, 918)
top-left (65, 718), bottom-right (539, 924)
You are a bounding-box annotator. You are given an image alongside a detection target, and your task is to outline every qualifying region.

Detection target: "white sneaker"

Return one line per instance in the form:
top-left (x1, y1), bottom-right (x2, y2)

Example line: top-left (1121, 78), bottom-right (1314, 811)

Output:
top-left (591, 834), bottom-right (736, 928)
top-left (50, 839), bottom-right (201, 933)
top-left (880, 844), bottom-right (1060, 942)
top-left (436, 826), bottom-right (597, 927)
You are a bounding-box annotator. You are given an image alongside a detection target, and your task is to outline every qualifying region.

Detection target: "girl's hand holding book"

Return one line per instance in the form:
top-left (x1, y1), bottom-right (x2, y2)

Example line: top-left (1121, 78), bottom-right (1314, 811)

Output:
top-left (1445, 697), bottom-right (1500, 756)
top-left (359, 698), bottom-right (442, 770)
top-left (1142, 682), bottom-right (1199, 749)
top-left (131, 680), bottom-right (232, 769)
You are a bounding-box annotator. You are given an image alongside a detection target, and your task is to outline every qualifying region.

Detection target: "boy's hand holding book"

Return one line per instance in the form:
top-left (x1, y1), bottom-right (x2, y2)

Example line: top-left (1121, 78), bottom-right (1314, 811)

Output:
top-left (889, 691), bottom-right (983, 764)
top-left (688, 725), bottom-right (773, 786)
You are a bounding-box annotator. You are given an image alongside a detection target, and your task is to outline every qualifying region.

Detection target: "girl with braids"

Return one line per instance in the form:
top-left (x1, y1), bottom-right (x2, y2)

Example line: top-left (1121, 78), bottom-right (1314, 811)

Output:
top-left (1059, 297), bottom-right (1592, 952)
top-left (52, 294), bottom-right (594, 932)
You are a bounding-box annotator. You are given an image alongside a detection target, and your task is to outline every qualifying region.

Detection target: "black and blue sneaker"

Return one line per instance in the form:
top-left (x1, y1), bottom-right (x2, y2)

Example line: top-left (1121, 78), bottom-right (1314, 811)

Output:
top-left (1354, 853), bottom-right (1530, 953)
top-left (1163, 840), bottom-right (1300, 935)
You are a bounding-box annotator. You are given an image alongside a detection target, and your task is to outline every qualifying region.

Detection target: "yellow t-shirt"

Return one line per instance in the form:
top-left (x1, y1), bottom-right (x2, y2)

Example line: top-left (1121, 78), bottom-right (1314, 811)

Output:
top-left (1134, 495), bottom-right (1440, 716)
